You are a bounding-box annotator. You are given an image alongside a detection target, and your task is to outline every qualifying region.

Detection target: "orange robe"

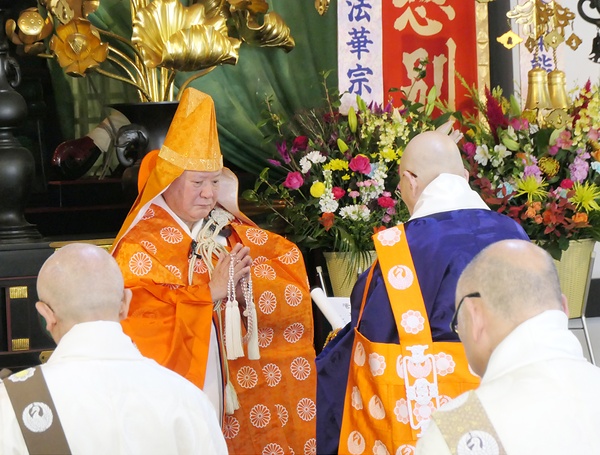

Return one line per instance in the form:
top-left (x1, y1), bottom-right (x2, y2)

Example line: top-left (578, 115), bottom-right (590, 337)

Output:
top-left (113, 204), bottom-right (316, 454)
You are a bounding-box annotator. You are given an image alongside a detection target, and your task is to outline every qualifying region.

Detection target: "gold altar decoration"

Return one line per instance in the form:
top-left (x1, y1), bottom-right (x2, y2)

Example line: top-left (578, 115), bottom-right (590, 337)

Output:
top-left (6, 0), bottom-right (295, 102)
top-left (498, 0), bottom-right (580, 119)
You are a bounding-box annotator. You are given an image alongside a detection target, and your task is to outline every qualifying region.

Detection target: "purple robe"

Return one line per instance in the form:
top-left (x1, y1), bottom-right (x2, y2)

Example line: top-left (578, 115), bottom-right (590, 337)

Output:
top-left (315, 209), bottom-right (529, 454)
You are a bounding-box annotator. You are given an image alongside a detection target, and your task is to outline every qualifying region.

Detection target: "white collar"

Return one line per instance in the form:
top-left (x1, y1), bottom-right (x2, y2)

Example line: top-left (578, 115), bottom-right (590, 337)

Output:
top-left (409, 173), bottom-right (490, 221)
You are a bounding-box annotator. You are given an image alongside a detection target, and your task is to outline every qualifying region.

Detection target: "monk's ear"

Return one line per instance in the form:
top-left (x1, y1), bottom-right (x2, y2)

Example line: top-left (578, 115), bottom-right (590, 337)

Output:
top-left (36, 301), bottom-right (57, 333)
top-left (466, 298), bottom-right (486, 343)
top-left (118, 289), bottom-right (132, 321)
top-left (402, 170), bottom-right (419, 198)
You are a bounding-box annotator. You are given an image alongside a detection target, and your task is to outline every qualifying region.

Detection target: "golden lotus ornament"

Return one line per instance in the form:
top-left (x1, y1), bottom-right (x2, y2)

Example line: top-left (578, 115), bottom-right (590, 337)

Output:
top-left (50, 17), bottom-right (109, 77)
top-left (8, 0), bottom-right (296, 102)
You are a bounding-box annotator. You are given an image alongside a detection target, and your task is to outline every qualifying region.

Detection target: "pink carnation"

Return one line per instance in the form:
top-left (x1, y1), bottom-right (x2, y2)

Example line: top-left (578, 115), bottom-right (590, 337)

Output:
top-left (292, 136), bottom-right (309, 152)
top-left (463, 142), bottom-right (476, 158)
top-left (349, 155), bottom-right (372, 174)
top-left (283, 171), bottom-right (304, 190)
top-left (560, 179), bottom-right (574, 189)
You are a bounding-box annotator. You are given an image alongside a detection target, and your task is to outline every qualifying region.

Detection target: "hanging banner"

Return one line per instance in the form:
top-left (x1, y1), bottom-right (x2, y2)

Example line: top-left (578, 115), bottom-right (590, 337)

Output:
top-left (339, 1), bottom-right (490, 113)
top-left (338, 0), bottom-right (384, 113)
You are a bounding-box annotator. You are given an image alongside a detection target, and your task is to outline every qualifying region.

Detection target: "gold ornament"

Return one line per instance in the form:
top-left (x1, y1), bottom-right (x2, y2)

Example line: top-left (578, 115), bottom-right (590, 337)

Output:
top-left (543, 29), bottom-right (564, 50)
top-left (548, 69), bottom-right (569, 109)
top-left (314, 0), bottom-right (330, 15)
top-left (565, 33), bottom-right (582, 51)
top-left (497, 29), bottom-right (523, 49)
top-left (524, 67), bottom-right (551, 111)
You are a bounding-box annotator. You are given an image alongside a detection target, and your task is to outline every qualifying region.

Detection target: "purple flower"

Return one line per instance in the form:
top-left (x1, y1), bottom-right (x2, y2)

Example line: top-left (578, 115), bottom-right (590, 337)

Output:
top-left (276, 141), bottom-right (291, 164)
top-left (548, 145), bottom-right (559, 156)
top-left (569, 157), bottom-right (589, 182)
top-left (267, 159), bottom-right (281, 167)
top-left (524, 164), bottom-right (542, 181)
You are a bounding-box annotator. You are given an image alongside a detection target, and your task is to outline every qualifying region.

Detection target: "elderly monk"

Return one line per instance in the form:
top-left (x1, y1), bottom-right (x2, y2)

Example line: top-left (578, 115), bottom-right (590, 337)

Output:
top-left (111, 88), bottom-right (316, 454)
top-left (316, 131), bottom-right (530, 454)
top-left (0, 243), bottom-right (226, 454)
top-left (417, 240), bottom-right (600, 454)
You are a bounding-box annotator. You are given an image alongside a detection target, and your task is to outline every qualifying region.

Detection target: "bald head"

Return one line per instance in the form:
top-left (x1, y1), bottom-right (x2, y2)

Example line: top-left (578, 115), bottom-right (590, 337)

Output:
top-left (36, 243), bottom-right (131, 342)
top-left (455, 240), bottom-right (565, 376)
top-left (399, 131), bottom-right (466, 214)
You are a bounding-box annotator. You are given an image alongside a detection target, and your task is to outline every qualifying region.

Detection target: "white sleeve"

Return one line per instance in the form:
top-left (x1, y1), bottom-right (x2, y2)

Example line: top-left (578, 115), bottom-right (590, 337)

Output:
top-left (415, 420), bottom-right (453, 455)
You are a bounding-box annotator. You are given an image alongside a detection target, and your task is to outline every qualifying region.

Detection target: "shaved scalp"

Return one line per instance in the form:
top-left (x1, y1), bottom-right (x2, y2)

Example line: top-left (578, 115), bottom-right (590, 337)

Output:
top-left (400, 131), bottom-right (465, 188)
top-left (37, 243), bottom-right (126, 325)
top-left (458, 240), bottom-right (563, 323)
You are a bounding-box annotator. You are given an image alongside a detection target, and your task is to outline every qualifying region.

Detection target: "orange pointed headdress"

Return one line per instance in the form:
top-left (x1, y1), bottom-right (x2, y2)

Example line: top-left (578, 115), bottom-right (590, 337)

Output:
top-left (112, 88), bottom-right (254, 250)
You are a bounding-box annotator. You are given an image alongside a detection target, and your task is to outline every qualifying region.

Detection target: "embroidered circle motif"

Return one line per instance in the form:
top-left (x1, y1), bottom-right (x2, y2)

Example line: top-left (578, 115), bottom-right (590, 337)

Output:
top-left (400, 310), bottom-right (425, 334)
top-left (396, 355), bottom-right (404, 379)
top-left (284, 284), bottom-right (303, 307)
top-left (262, 363), bottom-right (282, 387)
top-left (223, 415), bottom-right (240, 439)
top-left (129, 252), bottom-right (152, 276)
top-left (258, 327), bottom-right (274, 348)
top-left (253, 256), bottom-right (268, 266)
top-left (141, 208), bottom-right (155, 220)
top-left (353, 341), bottom-right (366, 366)
top-left (22, 402), bottom-right (53, 432)
top-left (254, 263), bottom-right (277, 280)
top-left (249, 404), bottom-right (271, 428)
top-left (262, 443), bottom-right (284, 455)
top-left (457, 430), bottom-right (500, 455)
top-left (8, 367), bottom-right (35, 382)
top-left (413, 402), bottom-right (435, 422)
top-left (290, 357), bottom-right (311, 381)
top-left (194, 259), bottom-right (208, 274)
top-left (396, 444), bottom-right (415, 455)
top-left (246, 228), bottom-right (268, 246)
top-left (304, 438), bottom-right (317, 455)
top-left (377, 226), bottom-right (402, 246)
top-left (140, 240), bottom-right (157, 255)
top-left (435, 352), bottom-right (456, 376)
top-left (368, 353), bottom-right (387, 376)
top-left (368, 395), bottom-right (386, 420)
top-left (373, 440), bottom-right (389, 455)
top-left (165, 264), bottom-right (182, 280)
top-left (160, 226), bottom-right (183, 244)
top-left (387, 265), bottom-right (414, 290)
top-left (236, 366), bottom-right (258, 389)
top-left (346, 430), bottom-right (366, 455)
top-left (283, 323), bottom-right (305, 343)
top-left (275, 404), bottom-right (288, 426)
top-left (296, 398), bottom-right (316, 421)
top-left (394, 398), bottom-right (410, 424)
top-left (351, 386), bottom-right (363, 410)
top-left (258, 291), bottom-right (277, 314)
top-left (278, 247), bottom-right (300, 264)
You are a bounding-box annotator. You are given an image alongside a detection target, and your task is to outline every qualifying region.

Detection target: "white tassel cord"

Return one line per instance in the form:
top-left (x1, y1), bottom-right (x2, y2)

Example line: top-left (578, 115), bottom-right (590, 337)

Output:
top-left (225, 253), bottom-right (245, 359)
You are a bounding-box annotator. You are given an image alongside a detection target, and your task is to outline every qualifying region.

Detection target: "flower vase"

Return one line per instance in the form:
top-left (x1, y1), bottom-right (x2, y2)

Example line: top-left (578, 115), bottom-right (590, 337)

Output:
top-left (553, 239), bottom-right (596, 318)
top-left (323, 251), bottom-right (377, 297)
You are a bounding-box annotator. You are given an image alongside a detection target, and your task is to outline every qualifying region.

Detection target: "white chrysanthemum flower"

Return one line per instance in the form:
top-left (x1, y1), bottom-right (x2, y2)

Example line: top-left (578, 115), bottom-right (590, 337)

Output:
top-left (339, 204), bottom-right (370, 221)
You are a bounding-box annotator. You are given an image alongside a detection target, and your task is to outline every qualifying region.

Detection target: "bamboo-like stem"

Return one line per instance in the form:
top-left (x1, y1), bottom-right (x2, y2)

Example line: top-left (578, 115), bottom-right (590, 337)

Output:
top-left (178, 67), bottom-right (217, 98)
top-left (94, 67), bottom-right (152, 101)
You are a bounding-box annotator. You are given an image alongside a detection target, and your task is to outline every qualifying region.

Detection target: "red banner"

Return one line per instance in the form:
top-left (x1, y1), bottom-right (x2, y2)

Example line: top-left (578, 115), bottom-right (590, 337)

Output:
top-left (382, 1), bottom-right (480, 112)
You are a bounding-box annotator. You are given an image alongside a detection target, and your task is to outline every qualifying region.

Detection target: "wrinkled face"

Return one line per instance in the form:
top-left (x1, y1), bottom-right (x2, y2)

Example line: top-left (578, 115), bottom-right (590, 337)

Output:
top-left (163, 170), bottom-right (221, 227)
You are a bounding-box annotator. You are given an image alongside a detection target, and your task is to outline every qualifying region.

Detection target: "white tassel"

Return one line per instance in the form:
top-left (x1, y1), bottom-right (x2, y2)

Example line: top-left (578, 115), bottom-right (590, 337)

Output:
top-left (225, 380), bottom-right (240, 415)
top-left (225, 254), bottom-right (245, 360)
top-left (246, 303), bottom-right (260, 360)
top-left (225, 299), bottom-right (244, 360)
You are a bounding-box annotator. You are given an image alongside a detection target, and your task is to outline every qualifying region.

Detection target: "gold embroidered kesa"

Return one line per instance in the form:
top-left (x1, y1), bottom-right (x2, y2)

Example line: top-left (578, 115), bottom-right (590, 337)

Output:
top-left (6, 0), bottom-right (295, 102)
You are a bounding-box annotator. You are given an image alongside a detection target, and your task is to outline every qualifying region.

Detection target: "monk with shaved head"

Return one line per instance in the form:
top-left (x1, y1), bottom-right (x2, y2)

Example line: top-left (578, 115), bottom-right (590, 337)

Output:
top-left (0, 243), bottom-right (227, 454)
top-left (317, 130), bottom-right (530, 453)
top-left (417, 240), bottom-right (600, 454)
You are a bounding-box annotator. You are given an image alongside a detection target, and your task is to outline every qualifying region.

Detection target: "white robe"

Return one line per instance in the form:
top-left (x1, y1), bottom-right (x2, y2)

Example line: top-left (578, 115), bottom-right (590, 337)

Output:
top-left (416, 310), bottom-right (600, 454)
top-left (0, 321), bottom-right (228, 455)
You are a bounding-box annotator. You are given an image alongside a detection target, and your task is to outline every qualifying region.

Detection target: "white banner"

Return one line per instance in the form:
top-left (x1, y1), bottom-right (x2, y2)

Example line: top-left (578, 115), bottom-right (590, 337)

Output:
top-left (338, 0), bottom-right (383, 114)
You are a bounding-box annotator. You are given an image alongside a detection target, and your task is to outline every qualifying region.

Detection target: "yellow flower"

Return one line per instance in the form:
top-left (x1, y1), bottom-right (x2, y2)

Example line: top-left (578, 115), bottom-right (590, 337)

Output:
top-left (310, 181), bottom-right (326, 198)
top-left (341, 174), bottom-right (351, 181)
top-left (324, 159), bottom-right (349, 171)
top-left (380, 148), bottom-right (397, 161)
top-left (570, 182), bottom-right (600, 212)
top-left (50, 18), bottom-right (108, 77)
top-left (515, 176), bottom-right (548, 203)
top-left (538, 157), bottom-right (560, 178)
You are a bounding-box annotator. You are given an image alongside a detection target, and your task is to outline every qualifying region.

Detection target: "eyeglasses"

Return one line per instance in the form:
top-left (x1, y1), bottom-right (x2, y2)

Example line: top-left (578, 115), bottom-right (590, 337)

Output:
top-left (450, 292), bottom-right (481, 335)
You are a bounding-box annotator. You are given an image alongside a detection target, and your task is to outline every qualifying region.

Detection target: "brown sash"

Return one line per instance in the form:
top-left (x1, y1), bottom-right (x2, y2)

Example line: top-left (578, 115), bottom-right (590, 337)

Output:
top-left (3, 367), bottom-right (71, 455)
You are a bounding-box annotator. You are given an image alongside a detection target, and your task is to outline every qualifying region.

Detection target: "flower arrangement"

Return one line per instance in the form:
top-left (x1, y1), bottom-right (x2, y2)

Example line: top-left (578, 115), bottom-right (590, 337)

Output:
top-left (243, 72), bottom-right (451, 261)
top-left (452, 79), bottom-right (600, 259)
top-left (6, 0), bottom-right (294, 101)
